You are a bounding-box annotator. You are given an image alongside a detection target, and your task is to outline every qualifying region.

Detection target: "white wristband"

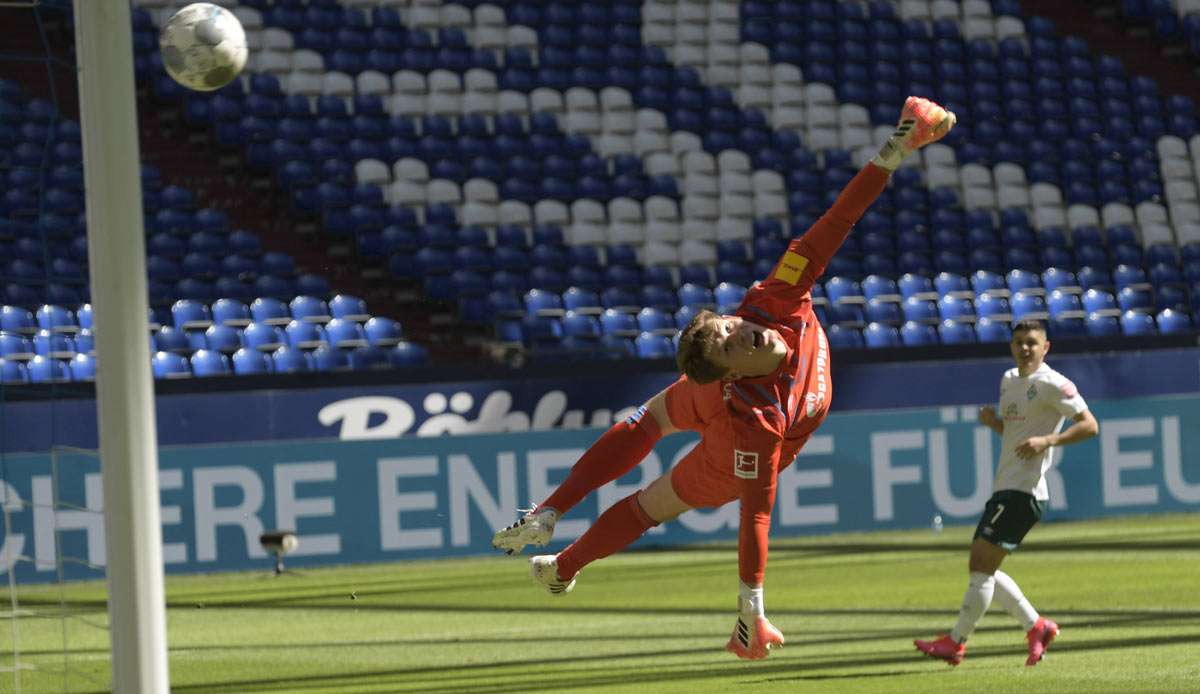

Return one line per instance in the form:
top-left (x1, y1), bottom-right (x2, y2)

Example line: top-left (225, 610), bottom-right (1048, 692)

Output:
top-left (739, 582), bottom-right (764, 617)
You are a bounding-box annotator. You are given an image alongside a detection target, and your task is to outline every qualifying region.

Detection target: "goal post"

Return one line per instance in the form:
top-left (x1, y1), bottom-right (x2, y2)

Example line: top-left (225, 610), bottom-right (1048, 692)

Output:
top-left (73, 0), bottom-right (170, 691)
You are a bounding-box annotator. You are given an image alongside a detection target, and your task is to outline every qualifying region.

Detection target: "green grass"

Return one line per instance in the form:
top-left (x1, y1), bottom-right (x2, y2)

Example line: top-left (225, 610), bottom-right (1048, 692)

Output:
top-left (4, 513), bottom-right (1199, 693)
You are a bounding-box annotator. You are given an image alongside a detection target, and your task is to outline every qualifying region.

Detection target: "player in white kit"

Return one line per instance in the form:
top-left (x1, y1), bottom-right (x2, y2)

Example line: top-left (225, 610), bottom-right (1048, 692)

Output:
top-left (915, 319), bottom-right (1099, 666)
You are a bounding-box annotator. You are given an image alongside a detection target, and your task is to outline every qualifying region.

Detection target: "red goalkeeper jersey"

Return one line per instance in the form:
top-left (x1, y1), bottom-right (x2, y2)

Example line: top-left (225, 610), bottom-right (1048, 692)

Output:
top-left (665, 162), bottom-right (890, 585)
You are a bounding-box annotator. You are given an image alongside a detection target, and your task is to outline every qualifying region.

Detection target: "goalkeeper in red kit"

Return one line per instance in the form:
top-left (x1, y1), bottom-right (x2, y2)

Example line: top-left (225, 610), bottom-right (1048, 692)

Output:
top-left (493, 97), bottom-right (956, 659)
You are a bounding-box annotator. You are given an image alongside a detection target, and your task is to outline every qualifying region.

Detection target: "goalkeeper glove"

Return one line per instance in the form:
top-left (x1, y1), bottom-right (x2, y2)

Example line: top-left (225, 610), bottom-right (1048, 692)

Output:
top-left (725, 583), bottom-right (785, 660)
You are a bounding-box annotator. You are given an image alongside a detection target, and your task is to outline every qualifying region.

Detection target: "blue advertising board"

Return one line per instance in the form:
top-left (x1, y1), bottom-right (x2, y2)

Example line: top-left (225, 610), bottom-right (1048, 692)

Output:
top-left (1, 347), bottom-right (1198, 452)
top-left (3, 393), bottom-right (1198, 583)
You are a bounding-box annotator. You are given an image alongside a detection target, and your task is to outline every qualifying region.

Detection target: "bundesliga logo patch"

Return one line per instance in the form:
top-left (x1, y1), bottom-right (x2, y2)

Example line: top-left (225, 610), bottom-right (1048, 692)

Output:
top-left (734, 450), bottom-right (759, 479)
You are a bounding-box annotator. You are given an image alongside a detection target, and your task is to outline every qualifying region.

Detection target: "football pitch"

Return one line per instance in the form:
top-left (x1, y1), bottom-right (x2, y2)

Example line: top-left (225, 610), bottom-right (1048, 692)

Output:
top-left (5, 513), bottom-right (1198, 693)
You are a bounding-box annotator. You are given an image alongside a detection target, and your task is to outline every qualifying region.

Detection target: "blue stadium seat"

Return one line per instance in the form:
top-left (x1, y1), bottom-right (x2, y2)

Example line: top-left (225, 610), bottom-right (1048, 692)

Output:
top-left (0, 358), bottom-right (29, 383)
top-left (714, 282), bottom-right (747, 311)
top-left (151, 351), bottom-right (191, 379)
top-left (364, 317), bottom-right (403, 346)
top-left (204, 324), bottom-right (241, 354)
top-left (678, 283), bottom-right (716, 309)
top-left (524, 288), bottom-right (565, 317)
top-left (1042, 267), bottom-right (1080, 293)
top-left (600, 308), bottom-right (640, 337)
top-left (290, 295), bottom-right (332, 323)
top-left (325, 318), bottom-right (369, 349)
top-left (938, 294), bottom-right (975, 323)
top-left (1082, 288), bottom-right (1120, 314)
top-left (242, 322), bottom-right (286, 353)
top-left (636, 307), bottom-right (677, 336)
top-left (901, 296), bottom-right (938, 324)
top-left (826, 324), bottom-right (864, 348)
top-left (900, 320), bottom-right (939, 346)
top-left (250, 297), bottom-right (291, 326)
top-left (825, 276), bottom-right (865, 306)
top-left (1011, 291), bottom-right (1049, 320)
top-left (271, 345), bottom-right (311, 373)
top-left (862, 275), bottom-right (901, 301)
top-left (1117, 287), bottom-right (1154, 313)
top-left (601, 287), bottom-right (640, 313)
top-left (898, 273), bottom-right (937, 300)
top-left (191, 349), bottom-right (230, 377)
top-left (562, 287), bottom-right (603, 315)
top-left (864, 322), bottom-right (902, 348)
top-left (640, 285), bottom-right (679, 312)
top-left (1076, 263), bottom-right (1114, 293)
top-left (310, 345), bottom-right (351, 372)
top-left (1156, 308), bottom-right (1193, 334)
top-left (865, 297), bottom-right (903, 325)
top-left (1085, 312), bottom-right (1121, 336)
top-left (562, 311), bottom-right (602, 340)
top-left (285, 320), bottom-right (327, 349)
top-left (635, 332), bottom-right (675, 359)
top-left (36, 304), bottom-right (78, 333)
top-left (1, 306), bottom-right (37, 334)
top-left (939, 320), bottom-right (977, 344)
top-left (0, 333), bottom-right (34, 361)
top-left (33, 330), bottom-right (75, 359)
top-left (600, 334), bottom-right (637, 359)
top-left (232, 347), bottom-right (271, 375)
top-left (212, 298), bottom-right (252, 327)
top-left (934, 272), bottom-right (971, 297)
top-left (975, 316), bottom-right (1012, 343)
top-left (68, 353), bottom-right (95, 381)
top-left (1047, 290), bottom-right (1085, 318)
top-left (386, 341), bottom-right (429, 367)
top-left (1120, 309), bottom-right (1157, 335)
top-left (154, 326), bottom-right (191, 354)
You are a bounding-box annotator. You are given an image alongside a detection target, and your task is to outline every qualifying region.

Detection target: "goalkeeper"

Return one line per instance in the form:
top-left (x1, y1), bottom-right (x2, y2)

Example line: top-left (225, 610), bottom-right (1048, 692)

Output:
top-left (494, 96), bottom-right (956, 660)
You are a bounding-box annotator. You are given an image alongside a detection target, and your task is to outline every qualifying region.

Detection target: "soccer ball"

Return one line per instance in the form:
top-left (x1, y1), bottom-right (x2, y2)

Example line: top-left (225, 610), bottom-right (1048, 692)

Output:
top-left (159, 3), bottom-right (248, 92)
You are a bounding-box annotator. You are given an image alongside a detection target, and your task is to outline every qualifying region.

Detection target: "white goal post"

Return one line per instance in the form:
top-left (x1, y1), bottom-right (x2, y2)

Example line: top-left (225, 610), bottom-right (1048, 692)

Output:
top-left (73, 0), bottom-right (170, 691)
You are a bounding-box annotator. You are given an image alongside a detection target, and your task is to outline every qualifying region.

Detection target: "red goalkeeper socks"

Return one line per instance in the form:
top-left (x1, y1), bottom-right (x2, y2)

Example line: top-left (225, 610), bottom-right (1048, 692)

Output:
top-left (555, 492), bottom-right (658, 580)
top-left (536, 406), bottom-right (662, 516)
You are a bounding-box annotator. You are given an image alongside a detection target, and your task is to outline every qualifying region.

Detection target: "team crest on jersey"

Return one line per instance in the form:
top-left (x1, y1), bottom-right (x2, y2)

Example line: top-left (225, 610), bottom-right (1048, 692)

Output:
top-left (734, 450), bottom-right (759, 479)
top-left (774, 251), bottom-right (809, 285)
top-left (1004, 402), bottom-right (1019, 418)
top-left (1026, 384), bottom-right (1038, 400)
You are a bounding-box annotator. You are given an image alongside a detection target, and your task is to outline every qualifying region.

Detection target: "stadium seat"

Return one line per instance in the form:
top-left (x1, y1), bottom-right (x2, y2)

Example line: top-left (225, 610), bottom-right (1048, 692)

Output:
top-left (152, 351), bottom-right (191, 379)
top-left (1085, 312), bottom-right (1121, 337)
top-left (864, 322), bottom-right (902, 348)
top-left (191, 349), bottom-right (231, 377)
top-left (232, 347), bottom-right (272, 374)
top-left (900, 321), bottom-right (939, 346)
top-left (1156, 308), bottom-right (1193, 334)
top-left (310, 345), bottom-right (351, 372)
top-left (826, 324), bottom-right (864, 348)
top-left (1120, 310), bottom-right (1157, 335)
top-left (939, 320), bottom-right (977, 344)
top-left (975, 317), bottom-right (1012, 343)
top-left (635, 332), bottom-right (675, 358)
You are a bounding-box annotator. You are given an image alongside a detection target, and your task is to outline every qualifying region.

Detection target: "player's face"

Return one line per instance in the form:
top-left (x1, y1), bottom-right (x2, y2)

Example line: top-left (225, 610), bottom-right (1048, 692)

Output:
top-left (707, 315), bottom-right (787, 379)
top-left (1010, 328), bottom-right (1049, 375)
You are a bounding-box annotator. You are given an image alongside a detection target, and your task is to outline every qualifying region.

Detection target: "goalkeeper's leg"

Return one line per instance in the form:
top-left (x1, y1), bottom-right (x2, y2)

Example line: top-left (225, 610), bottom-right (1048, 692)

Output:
top-left (494, 393), bottom-right (671, 555)
top-left (532, 474), bottom-right (690, 593)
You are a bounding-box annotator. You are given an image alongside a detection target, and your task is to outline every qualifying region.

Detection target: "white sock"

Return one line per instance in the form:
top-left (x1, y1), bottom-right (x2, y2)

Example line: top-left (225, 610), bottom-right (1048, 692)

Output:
top-left (950, 572), bottom-right (995, 643)
top-left (992, 570), bottom-right (1040, 631)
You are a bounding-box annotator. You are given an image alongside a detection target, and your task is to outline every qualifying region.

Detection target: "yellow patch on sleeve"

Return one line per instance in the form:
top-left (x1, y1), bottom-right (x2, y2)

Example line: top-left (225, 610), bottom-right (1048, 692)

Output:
top-left (773, 251), bottom-right (810, 285)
